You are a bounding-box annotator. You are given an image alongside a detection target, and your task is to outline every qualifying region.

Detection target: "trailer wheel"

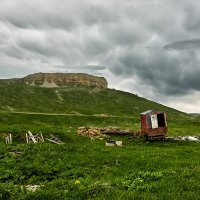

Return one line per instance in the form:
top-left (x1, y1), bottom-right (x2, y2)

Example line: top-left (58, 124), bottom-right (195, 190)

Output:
top-left (160, 137), bottom-right (165, 141)
top-left (144, 135), bottom-right (149, 141)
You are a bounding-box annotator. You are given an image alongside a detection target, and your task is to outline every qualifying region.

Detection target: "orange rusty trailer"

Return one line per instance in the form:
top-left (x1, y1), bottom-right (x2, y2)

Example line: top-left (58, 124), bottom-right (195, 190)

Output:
top-left (140, 110), bottom-right (167, 141)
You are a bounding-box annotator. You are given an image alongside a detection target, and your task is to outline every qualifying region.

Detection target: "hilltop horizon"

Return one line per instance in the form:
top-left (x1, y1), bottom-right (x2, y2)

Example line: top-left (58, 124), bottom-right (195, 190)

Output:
top-left (0, 71), bottom-right (197, 114)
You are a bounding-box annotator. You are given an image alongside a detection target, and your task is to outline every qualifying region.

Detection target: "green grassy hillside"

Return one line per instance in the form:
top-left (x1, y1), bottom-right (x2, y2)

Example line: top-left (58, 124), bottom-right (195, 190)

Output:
top-left (0, 81), bottom-right (188, 119)
top-left (1, 81), bottom-right (199, 136)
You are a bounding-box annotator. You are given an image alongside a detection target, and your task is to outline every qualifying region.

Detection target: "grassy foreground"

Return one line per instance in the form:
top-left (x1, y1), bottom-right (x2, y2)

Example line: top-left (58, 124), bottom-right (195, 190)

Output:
top-left (1, 83), bottom-right (200, 199)
top-left (0, 112), bottom-right (200, 199)
top-left (0, 135), bottom-right (200, 199)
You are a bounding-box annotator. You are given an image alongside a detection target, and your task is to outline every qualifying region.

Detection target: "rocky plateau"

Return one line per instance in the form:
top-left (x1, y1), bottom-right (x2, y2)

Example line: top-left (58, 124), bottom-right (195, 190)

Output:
top-left (2, 73), bottom-right (108, 89)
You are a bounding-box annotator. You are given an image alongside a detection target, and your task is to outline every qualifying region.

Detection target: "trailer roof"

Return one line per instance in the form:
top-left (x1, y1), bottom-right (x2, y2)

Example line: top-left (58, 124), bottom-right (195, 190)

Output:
top-left (140, 110), bottom-right (153, 115)
top-left (140, 110), bottom-right (165, 115)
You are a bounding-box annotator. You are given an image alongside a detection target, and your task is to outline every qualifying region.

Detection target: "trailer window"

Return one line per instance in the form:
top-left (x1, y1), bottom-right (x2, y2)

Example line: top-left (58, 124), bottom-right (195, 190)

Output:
top-left (157, 113), bottom-right (165, 127)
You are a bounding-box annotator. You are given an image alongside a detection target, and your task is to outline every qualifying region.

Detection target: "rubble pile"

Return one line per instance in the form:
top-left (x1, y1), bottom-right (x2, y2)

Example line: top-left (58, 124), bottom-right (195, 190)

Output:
top-left (77, 127), bottom-right (109, 138)
top-left (174, 135), bottom-right (200, 142)
top-left (77, 126), bottom-right (138, 138)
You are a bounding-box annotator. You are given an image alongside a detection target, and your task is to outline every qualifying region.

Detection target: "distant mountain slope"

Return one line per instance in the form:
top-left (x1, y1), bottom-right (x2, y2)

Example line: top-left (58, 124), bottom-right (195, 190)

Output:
top-left (1, 72), bottom-right (108, 88)
top-left (0, 80), bottom-right (188, 123)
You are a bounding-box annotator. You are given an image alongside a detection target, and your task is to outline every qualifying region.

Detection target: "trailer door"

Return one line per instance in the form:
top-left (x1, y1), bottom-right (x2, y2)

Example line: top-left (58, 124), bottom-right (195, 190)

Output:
top-left (150, 114), bottom-right (158, 129)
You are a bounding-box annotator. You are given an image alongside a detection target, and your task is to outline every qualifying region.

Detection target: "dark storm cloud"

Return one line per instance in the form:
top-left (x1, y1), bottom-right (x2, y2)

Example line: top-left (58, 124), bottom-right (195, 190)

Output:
top-left (164, 39), bottom-right (200, 50)
top-left (1, 41), bottom-right (24, 59)
top-left (3, 14), bottom-right (76, 31)
top-left (105, 35), bottom-right (200, 96)
top-left (182, 2), bottom-right (200, 33)
top-left (1, 0), bottom-right (200, 112)
top-left (0, 1), bottom-right (116, 31)
top-left (0, 1), bottom-right (76, 30)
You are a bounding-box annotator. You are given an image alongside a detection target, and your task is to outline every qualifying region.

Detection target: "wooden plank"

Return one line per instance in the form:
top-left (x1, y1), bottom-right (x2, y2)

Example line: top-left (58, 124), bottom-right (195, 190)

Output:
top-left (46, 138), bottom-right (63, 144)
top-left (28, 131), bottom-right (37, 143)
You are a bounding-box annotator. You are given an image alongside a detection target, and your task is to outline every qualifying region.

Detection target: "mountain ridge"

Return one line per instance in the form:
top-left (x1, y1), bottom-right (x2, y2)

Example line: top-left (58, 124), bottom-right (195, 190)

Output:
top-left (0, 72), bottom-right (108, 89)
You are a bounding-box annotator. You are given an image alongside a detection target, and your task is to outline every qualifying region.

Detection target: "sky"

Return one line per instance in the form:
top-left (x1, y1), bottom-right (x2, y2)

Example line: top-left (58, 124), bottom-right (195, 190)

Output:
top-left (1, 0), bottom-right (200, 113)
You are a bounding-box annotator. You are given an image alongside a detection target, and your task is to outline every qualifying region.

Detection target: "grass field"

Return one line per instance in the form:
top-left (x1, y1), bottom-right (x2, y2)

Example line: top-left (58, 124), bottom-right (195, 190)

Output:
top-left (1, 84), bottom-right (200, 199)
top-left (1, 111), bottom-right (200, 137)
top-left (0, 131), bottom-right (200, 199)
top-left (0, 112), bottom-right (200, 199)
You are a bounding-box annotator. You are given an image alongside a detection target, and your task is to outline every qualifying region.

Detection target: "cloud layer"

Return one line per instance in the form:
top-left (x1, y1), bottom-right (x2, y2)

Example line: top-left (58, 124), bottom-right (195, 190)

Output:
top-left (1, 0), bottom-right (200, 112)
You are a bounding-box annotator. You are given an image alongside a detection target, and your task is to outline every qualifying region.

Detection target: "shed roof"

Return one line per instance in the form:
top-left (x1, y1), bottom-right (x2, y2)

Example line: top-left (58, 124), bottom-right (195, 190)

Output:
top-left (140, 110), bottom-right (153, 115)
top-left (140, 110), bottom-right (165, 115)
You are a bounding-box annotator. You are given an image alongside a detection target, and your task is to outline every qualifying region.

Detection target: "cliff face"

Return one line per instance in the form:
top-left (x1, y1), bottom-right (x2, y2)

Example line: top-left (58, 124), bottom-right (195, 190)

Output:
top-left (23, 73), bottom-right (108, 88)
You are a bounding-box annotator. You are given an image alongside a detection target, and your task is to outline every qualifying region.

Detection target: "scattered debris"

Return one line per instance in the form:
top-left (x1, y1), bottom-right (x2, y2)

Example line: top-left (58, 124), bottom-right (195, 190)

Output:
top-left (106, 140), bottom-right (116, 146)
top-left (16, 185), bottom-right (43, 192)
top-left (24, 185), bottom-right (43, 192)
top-left (9, 150), bottom-right (23, 157)
top-left (174, 136), bottom-right (200, 142)
top-left (115, 141), bottom-right (123, 146)
top-left (26, 131), bottom-right (44, 144)
top-left (106, 140), bottom-right (123, 146)
top-left (5, 134), bottom-right (12, 144)
top-left (46, 135), bottom-right (64, 144)
top-left (2, 131), bottom-right (64, 145)
top-left (77, 126), bottom-right (138, 139)
top-left (77, 127), bottom-right (109, 139)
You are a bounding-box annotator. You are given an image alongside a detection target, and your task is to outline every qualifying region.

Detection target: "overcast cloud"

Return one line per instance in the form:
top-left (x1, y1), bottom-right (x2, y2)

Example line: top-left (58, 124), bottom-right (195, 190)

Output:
top-left (1, 0), bottom-right (200, 113)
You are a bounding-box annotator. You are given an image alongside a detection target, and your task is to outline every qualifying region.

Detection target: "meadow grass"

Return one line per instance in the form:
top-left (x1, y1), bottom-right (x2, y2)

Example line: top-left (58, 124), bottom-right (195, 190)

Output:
top-left (0, 135), bottom-right (200, 199)
top-left (0, 112), bottom-right (200, 137)
top-left (0, 112), bottom-right (200, 199)
top-left (0, 84), bottom-right (200, 199)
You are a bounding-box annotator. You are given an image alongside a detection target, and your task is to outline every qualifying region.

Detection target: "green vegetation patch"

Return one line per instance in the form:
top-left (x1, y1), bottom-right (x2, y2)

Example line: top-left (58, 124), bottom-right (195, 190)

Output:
top-left (0, 138), bottom-right (200, 199)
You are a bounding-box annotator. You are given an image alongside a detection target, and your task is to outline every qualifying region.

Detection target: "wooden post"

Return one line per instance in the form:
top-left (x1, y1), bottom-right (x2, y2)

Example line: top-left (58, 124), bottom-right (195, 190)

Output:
top-left (28, 131), bottom-right (37, 143)
top-left (5, 134), bottom-right (12, 144)
top-left (40, 132), bottom-right (44, 142)
top-left (26, 133), bottom-right (29, 144)
top-left (9, 134), bottom-right (12, 144)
